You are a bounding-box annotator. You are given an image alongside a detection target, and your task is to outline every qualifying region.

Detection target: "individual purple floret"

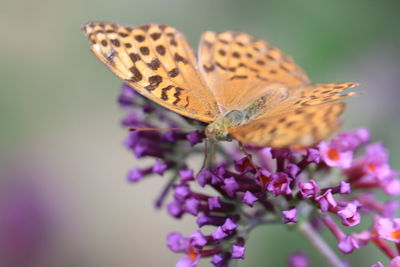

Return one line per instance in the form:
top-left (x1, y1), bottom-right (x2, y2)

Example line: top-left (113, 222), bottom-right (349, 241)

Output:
top-left (231, 245), bottom-right (246, 259)
top-left (298, 179), bottom-right (320, 199)
top-left (282, 208), bottom-right (298, 223)
top-left (315, 189), bottom-right (337, 212)
top-left (242, 191), bottom-right (258, 207)
top-left (288, 251), bottom-right (310, 267)
top-left (117, 84), bottom-right (400, 267)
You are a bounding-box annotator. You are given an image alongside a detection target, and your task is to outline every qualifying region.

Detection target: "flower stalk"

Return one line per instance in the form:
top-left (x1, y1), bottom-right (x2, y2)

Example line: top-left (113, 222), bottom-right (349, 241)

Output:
top-left (298, 221), bottom-right (346, 267)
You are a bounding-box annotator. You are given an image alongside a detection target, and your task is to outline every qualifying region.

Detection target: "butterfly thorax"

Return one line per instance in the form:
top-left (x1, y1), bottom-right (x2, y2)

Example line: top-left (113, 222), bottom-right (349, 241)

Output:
top-left (205, 110), bottom-right (244, 141)
top-left (205, 97), bottom-right (267, 142)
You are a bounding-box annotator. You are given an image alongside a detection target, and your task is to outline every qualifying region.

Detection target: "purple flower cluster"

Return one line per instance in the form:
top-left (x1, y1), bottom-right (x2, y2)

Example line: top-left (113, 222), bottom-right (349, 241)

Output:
top-left (118, 84), bottom-right (400, 267)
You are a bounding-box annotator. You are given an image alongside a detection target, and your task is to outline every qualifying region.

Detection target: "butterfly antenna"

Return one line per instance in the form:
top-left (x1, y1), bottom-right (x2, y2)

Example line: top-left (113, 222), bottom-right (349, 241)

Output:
top-left (129, 127), bottom-right (197, 132)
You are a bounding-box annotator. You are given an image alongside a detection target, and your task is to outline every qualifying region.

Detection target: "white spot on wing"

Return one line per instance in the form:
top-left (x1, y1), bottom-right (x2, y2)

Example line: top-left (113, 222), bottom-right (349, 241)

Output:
top-left (92, 44), bottom-right (101, 53)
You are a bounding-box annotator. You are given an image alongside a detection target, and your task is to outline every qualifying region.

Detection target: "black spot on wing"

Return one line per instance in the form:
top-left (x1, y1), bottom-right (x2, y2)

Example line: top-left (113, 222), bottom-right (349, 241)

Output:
top-left (147, 58), bottom-right (161, 70)
top-left (145, 75), bottom-right (163, 91)
top-left (161, 85), bottom-right (174, 100)
top-left (173, 87), bottom-right (184, 105)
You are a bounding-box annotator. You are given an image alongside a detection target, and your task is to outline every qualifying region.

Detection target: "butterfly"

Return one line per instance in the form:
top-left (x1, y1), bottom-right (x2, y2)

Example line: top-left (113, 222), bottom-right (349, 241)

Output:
top-left (82, 22), bottom-right (357, 148)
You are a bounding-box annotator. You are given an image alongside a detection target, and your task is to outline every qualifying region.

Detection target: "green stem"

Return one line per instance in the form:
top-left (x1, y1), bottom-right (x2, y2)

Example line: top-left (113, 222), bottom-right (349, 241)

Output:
top-left (154, 172), bottom-right (178, 208)
top-left (229, 259), bottom-right (239, 267)
top-left (298, 221), bottom-right (345, 267)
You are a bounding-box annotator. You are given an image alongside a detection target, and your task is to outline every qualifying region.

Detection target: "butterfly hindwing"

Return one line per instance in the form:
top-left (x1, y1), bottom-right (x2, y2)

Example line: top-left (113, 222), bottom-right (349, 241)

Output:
top-left (229, 102), bottom-right (345, 147)
top-left (251, 82), bottom-right (357, 120)
top-left (82, 22), bottom-right (219, 123)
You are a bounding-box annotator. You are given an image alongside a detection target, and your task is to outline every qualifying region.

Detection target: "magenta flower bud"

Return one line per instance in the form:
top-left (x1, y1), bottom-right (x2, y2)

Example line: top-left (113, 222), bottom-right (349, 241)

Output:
top-left (382, 200), bottom-right (400, 218)
top-left (305, 148), bottom-right (320, 164)
top-left (141, 103), bottom-right (154, 113)
top-left (338, 231), bottom-right (370, 254)
top-left (167, 200), bottom-right (184, 218)
top-left (267, 172), bottom-right (293, 196)
top-left (337, 202), bottom-right (361, 226)
top-left (234, 157), bottom-right (255, 174)
top-left (355, 128), bottom-right (370, 144)
top-left (339, 181), bottom-right (351, 194)
top-left (221, 177), bottom-right (240, 197)
top-left (179, 169), bottom-right (194, 183)
top-left (315, 189), bottom-right (337, 212)
top-left (331, 129), bottom-right (370, 152)
top-left (152, 160), bottom-right (168, 175)
top-left (298, 179), bottom-right (320, 199)
top-left (255, 169), bottom-right (272, 189)
top-left (288, 251), bottom-right (310, 267)
top-left (212, 226), bottom-right (228, 241)
top-left (282, 208), bottom-right (298, 223)
top-left (258, 147), bottom-right (274, 170)
top-left (210, 174), bottom-right (223, 185)
top-left (215, 165), bottom-right (227, 178)
top-left (231, 245), bottom-right (246, 259)
top-left (190, 230), bottom-right (207, 247)
top-left (197, 169), bottom-right (212, 187)
top-left (186, 131), bottom-right (204, 146)
top-left (184, 198), bottom-right (201, 216)
top-left (338, 235), bottom-right (360, 254)
top-left (381, 172), bottom-right (400, 195)
top-left (221, 218), bottom-right (237, 232)
top-left (208, 196), bottom-right (222, 210)
top-left (133, 141), bottom-right (164, 158)
top-left (167, 232), bottom-right (188, 253)
top-left (118, 84), bottom-right (137, 106)
top-left (285, 163), bottom-right (301, 178)
top-left (242, 191), bottom-right (258, 207)
top-left (163, 130), bottom-right (186, 143)
top-left (211, 253), bottom-right (228, 266)
top-left (127, 168), bottom-right (144, 182)
top-left (173, 184), bottom-right (191, 202)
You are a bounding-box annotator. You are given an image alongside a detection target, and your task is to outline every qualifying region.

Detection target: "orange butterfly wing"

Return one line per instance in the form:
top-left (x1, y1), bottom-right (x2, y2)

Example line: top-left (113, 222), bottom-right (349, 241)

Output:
top-left (198, 31), bottom-right (310, 112)
top-left (82, 22), bottom-right (219, 123)
top-left (83, 23), bottom-right (357, 147)
top-left (228, 82), bottom-right (357, 147)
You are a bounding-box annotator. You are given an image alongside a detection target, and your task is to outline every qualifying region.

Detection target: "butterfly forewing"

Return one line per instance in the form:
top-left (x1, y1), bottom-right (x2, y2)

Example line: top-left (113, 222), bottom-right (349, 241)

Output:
top-left (82, 22), bottom-right (219, 123)
top-left (198, 31), bottom-right (310, 111)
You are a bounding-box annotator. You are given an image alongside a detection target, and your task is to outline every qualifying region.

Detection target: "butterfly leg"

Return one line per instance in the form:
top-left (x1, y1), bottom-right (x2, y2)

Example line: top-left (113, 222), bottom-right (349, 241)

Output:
top-left (238, 141), bottom-right (259, 173)
top-left (210, 140), bottom-right (217, 164)
top-left (197, 138), bottom-right (216, 176)
top-left (199, 138), bottom-right (209, 172)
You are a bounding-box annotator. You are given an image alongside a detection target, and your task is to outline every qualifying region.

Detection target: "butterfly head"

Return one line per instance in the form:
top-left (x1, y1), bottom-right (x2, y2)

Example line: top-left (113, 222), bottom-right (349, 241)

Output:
top-left (205, 119), bottom-right (230, 142)
top-left (205, 110), bottom-right (246, 142)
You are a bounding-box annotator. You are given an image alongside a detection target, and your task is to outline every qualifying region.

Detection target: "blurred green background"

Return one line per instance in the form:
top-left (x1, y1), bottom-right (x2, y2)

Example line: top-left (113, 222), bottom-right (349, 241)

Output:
top-left (1, 0), bottom-right (399, 266)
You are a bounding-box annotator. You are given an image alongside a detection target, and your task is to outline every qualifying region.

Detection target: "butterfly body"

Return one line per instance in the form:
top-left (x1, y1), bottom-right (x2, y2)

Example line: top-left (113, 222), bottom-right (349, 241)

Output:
top-left (82, 22), bottom-right (357, 148)
top-left (205, 92), bottom-right (280, 141)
